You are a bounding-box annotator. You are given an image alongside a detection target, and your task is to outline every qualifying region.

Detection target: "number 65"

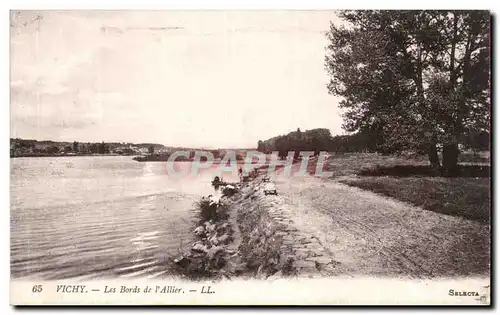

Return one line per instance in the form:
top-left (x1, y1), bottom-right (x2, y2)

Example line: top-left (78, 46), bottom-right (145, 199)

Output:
top-left (32, 285), bottom-right (43, 293)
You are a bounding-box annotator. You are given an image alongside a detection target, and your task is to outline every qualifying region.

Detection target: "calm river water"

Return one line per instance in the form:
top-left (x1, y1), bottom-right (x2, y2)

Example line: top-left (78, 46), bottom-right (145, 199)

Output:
top-left (10, 156), bottom-right (234, 280)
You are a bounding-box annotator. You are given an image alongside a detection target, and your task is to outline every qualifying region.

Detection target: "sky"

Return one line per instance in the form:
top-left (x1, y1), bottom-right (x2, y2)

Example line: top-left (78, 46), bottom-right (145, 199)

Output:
top-left (10, 10), bottom-right (344, 148)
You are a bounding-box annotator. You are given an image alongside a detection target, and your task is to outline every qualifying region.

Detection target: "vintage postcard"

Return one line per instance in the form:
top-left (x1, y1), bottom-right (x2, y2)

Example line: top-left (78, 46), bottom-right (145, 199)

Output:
top-left (10, 10), bottom-right (491, 306)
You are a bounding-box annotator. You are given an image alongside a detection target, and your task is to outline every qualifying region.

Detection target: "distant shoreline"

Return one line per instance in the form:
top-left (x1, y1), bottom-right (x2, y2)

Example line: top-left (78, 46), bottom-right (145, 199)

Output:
top-left (10, 153), bottom-right (126, 158)
top-left (9, 154), bottom-right (237, 163)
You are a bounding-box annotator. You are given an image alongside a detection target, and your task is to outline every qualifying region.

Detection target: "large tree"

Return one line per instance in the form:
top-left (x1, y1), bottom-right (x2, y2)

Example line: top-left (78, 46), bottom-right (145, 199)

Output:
top-left (325, 10), bottom-right (490, 175)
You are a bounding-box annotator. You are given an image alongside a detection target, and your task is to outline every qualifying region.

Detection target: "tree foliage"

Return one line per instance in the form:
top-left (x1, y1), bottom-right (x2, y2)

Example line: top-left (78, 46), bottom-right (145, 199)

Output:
top-left (257, 128), bottom-right (382, 156)
top-left (325, 10), bottom-right (490, 175)
top-left (257, 128), bottom-right (334, 158)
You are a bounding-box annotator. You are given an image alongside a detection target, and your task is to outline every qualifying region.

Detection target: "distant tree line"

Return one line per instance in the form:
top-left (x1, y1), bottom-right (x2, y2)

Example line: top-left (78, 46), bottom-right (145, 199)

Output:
top-left (257, 128), bottom-right (377, 158)
top-left (9, 138), bottom-right (168, 157)
top-left (256, 127), bottom-right (489, 159)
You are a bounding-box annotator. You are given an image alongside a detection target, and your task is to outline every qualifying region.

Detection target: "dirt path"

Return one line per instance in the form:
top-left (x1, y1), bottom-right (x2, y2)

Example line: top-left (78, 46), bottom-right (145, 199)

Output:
top-left (265, 174), bottom-right (490, 279)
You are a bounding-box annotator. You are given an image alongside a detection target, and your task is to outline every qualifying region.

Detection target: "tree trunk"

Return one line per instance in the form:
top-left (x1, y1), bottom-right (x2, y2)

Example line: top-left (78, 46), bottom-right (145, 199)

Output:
top-left (442, 142), bottom-right (459, 177)
top-left (428, 142), bottom-right (440, 169)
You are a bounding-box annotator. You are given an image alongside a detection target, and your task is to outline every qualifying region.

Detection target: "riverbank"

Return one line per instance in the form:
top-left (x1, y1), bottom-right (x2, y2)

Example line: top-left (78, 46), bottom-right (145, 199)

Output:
top-left (177, 169), bottom-right (338, 280)
top-left (173, 152), bottom-right (490, 280)
top-left (173, 182), bottom-right (246, 280)
top-left (174, 171), bottom-right (307, 280)
top-left (231, 178), bottom-right (339, 278)
top-left (255, 157), bottom-right (489, 278)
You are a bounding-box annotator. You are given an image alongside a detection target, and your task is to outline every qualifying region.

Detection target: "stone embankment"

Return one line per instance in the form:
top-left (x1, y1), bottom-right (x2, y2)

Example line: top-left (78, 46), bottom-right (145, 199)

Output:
top-left (173, 184), bottom-right (240, 279)
top-left (233, 177), bottom-right (339, 279)
top-left (175, 172), bottom-right (339, 279)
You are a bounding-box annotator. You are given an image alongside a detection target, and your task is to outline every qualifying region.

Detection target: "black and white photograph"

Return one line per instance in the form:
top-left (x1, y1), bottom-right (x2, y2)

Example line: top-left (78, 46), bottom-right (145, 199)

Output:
top-left (9, 9), bottom-right (491, 305)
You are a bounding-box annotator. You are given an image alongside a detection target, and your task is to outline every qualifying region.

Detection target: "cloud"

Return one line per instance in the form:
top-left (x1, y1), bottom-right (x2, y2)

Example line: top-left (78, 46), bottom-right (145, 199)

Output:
top-left (10, 11), bottom-right (343, 146)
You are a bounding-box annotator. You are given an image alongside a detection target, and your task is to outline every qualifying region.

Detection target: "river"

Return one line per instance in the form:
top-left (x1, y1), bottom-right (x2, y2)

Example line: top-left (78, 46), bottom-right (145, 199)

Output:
top-left (10, 156), bottom-right (234, 280)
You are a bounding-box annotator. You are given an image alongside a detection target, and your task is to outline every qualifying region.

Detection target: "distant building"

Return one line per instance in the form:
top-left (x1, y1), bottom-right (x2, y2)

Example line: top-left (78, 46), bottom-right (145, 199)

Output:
top-left (113, 145), bottom-right (141, 155)
top-left (157, 148), bottom-right (170, 154)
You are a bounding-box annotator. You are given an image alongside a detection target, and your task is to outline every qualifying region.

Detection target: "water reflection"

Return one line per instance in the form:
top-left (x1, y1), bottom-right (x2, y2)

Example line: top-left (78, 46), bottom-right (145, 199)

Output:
top-left (10, 156), bottom-right (219, 279)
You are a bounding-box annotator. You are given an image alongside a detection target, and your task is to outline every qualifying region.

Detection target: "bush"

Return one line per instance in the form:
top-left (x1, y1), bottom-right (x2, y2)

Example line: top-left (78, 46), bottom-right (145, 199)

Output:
top-left (222, 185), bottom-right (238, 197)
top-left (196, 196), bottom-right (228, 222)
top-left (196, 198), bottom-right (218, 221)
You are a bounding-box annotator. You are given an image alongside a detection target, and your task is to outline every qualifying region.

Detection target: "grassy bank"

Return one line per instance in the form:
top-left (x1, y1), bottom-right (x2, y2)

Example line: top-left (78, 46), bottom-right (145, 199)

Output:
top-left (340, 176), bottom-right (490, 223)
top-left (321, 152), bottom-right (490, 224)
